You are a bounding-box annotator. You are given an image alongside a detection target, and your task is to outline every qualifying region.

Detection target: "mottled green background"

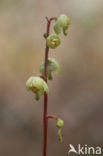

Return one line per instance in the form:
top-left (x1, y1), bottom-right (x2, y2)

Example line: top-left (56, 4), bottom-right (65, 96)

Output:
top-left (0, 0), bottom-right (103, 156)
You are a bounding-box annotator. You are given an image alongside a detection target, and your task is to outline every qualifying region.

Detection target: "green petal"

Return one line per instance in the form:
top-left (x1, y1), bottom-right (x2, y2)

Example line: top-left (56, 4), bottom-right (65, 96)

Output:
top-left (26, 76), bottom-right (34, 91)
top-left (43, 81), bottom-right (49, 94)
top-left (63, 28), bottom-right (67, 36)
top-left (54, 23), bottom-right (61, 35)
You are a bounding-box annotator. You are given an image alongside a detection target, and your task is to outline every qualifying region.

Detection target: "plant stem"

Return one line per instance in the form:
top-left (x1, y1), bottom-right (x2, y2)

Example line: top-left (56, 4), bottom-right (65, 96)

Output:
top-left (47, 115), bottom-right (57, 120)
top-left (43, 17), bottom-right (56, 156)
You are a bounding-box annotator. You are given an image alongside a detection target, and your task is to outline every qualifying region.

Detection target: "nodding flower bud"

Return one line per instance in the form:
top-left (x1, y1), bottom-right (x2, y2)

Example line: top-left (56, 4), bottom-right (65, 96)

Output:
top-left (54, 14), bottom-right (70, 36)
top-left (56, 118), bottom-right (64, 142)
top-left (26, 76), bottom-right (49, 100)
top-left (56, 118), bottom-right (64, 128)
top-left (40, 58), bottom-right (61, 80)
top-left (46, 34), bottom-right (61, 49)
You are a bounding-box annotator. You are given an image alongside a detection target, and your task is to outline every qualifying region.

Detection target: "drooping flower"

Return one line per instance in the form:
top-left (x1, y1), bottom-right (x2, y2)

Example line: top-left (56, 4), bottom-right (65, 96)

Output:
top-left (54, 14), bottom-right (70, 36)
top-left (26, 76), bottom-right (49, 100)
top-left (40, 58), bottom-right (61, 80)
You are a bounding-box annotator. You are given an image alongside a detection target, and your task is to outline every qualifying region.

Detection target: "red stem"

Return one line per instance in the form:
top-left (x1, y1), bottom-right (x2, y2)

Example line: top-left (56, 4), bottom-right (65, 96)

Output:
top-left (43, 17), bottom-right (56, 156)
top-left (47, 115), bottom-right (57, 120)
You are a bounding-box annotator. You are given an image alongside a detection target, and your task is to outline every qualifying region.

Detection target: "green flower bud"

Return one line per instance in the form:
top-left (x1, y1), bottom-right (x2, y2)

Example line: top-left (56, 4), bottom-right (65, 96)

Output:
top-left (56, 118), bottom-right (64, 128)
top-left (26, 76), bottom-right (49, 100)
top-left (56, 118), bottom-right (64, 142)
top-left (54, 14), bottom-right (70, 36)
top-left (58, 128), bottom-right (63, 142)
top-left (40, 58), bottom-right (61, 80)
top-left (46, 34), bottom-right (61, 49)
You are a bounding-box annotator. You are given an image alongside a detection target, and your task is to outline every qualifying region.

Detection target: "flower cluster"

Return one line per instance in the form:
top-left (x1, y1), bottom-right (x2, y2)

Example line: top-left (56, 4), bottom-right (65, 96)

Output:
top-left (26, 14), bottom-right (70, 143)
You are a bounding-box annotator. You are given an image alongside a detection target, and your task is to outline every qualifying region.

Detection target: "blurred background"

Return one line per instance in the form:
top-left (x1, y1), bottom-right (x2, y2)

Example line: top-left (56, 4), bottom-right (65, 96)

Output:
top-left (0, 0), bottom-right (103, 155)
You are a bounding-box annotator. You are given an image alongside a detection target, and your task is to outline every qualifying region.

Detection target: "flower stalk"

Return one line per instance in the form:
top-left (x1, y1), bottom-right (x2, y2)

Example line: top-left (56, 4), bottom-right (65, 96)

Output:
top-left (43, 17), bottom-right (56, 156)
top-left (26, 14), bottom-right (70, 156)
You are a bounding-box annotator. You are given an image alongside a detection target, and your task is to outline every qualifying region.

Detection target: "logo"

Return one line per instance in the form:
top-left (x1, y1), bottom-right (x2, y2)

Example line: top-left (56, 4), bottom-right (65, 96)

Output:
top-left (68, 144), bottom-right (102, 155)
